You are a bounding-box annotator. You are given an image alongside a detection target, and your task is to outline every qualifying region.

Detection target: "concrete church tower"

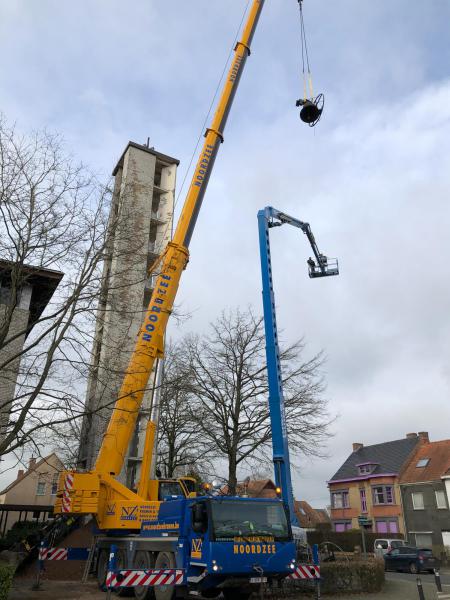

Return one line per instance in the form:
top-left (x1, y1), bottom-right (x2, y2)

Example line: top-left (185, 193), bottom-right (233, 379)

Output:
top-left (78, 141), bottom-right (178, 487)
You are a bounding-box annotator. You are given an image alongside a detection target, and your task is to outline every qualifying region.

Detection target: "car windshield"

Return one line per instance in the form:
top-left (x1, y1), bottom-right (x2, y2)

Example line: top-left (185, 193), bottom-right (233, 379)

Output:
top-left (211, 500), bottom-right (290, 541)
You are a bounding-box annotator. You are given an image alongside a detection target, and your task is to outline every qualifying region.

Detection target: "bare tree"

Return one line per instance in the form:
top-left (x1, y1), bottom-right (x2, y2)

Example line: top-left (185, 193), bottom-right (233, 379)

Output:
top-left (0, 115), bottom-right (116, 458)
top-left (156, 341), bottom-right (213, 479)
top-left (184, 307), bottom-right (333, 495)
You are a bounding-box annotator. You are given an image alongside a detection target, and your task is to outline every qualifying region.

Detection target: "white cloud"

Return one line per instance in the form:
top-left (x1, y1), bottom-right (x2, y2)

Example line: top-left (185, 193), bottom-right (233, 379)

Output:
top-left (0, 1), bottom-right (449, 506)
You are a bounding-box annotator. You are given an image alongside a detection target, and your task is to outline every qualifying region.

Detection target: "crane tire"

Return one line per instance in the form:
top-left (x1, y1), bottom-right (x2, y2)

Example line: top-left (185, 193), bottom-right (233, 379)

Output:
top-left (154, 552), bottom-right (176, 600)
top-left (97, 549), bottom-right (109, 591)
top-left (114, 549), bottom-right (134, 596)
top-left (134, 551), bottom-right (155, 600)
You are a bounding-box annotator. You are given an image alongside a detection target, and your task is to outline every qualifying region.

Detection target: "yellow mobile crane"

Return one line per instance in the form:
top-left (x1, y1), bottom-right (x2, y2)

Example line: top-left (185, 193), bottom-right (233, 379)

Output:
top-left (55, 0), bottom-right (266, 531)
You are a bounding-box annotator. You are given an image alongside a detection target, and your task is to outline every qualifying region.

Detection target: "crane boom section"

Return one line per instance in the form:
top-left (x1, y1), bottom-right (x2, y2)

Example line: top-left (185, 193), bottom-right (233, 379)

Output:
top-left (95, 0), bottom-right (265, 477)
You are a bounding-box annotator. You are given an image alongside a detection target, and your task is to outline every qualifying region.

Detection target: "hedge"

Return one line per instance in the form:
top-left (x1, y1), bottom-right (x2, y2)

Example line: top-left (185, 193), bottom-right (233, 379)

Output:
top-left (0, 564), bottom-right (15, 600)
top-left (0, 520), bottom-right (43, 553)
top-left (320, 559), bottom-right (385, 594)
top-left (287, 559), bottom-right (385, 595)
top-left (307, 529), bottom-right (404, 553)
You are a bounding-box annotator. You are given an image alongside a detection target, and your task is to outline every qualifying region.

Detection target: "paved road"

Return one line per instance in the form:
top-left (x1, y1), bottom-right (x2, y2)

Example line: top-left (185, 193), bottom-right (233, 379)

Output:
top-left (10, 574), bottom-right (450, 600)
top-left (387, 570), bottom-right (450, 586)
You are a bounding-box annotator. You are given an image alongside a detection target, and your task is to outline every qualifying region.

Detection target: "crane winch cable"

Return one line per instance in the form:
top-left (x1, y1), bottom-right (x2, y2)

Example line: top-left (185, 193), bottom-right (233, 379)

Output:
top-left (146, 1), bottom-right (251, 279)
top-left (298, 0), bottom-right (313, 101)
top-left (296, 0), bottom-right (324, 127)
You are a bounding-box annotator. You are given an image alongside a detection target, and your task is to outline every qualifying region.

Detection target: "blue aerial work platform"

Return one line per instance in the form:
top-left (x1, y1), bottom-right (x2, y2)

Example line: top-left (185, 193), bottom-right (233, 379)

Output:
top-left (257, 206), bottom-right (339, 527)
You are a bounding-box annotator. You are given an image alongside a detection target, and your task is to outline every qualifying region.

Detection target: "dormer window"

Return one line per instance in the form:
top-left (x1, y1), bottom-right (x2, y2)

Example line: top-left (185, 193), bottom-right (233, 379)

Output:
top-left (357, 463), bottom-right (378, 476)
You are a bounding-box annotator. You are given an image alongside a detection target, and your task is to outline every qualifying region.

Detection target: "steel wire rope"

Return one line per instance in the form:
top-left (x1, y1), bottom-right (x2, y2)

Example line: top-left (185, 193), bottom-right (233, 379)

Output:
top-left (297, 0), bottom-right (313, 101)
top-left (147, 0), bottom-right (252, 277)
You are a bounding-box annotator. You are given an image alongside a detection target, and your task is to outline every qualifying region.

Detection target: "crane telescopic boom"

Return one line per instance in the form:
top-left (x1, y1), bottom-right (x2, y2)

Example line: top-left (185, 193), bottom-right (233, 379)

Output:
top-left (96, 0), bottom-right (265, 478)
top-left (56, 0), bottom-right (266, 528)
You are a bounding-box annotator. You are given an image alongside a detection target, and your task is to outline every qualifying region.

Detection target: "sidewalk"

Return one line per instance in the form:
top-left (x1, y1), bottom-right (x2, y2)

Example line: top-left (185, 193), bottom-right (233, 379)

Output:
top-left (8, 576), bottom-right (448, 600)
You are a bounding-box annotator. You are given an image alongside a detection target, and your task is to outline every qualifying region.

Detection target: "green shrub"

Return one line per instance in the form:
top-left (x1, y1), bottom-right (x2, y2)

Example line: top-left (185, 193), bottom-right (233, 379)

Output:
top-left (0, 564), bottom-right (15, 600)
top-left (0, 520), bottom-right (43, 552)
top-left (320, 559), bottom-right (385, 594)
top-left (288, 559), bottom-right (385, 595)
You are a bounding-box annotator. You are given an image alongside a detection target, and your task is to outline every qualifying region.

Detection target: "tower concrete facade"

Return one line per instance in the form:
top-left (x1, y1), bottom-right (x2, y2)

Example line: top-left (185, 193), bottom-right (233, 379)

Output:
top-left (78, 142), bottom-right (178, 486)
top-left (0, 262), bottom-right (63, 444)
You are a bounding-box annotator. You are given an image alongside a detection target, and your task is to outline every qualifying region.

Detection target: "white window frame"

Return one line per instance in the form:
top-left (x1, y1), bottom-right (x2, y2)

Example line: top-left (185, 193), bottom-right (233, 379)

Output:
top-left (435, 490), bottom-right (447, 509)
top-left (36, 480), bottom-right (46, 496)
top-left (331, 490), bottom-right (349, 509)
top-left (412, 491), bottom-right (424, 510)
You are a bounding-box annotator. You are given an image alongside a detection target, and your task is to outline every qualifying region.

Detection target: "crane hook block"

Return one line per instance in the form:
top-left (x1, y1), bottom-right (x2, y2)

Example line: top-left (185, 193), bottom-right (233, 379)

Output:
top-left (296, 93), bottom-right (324, 127)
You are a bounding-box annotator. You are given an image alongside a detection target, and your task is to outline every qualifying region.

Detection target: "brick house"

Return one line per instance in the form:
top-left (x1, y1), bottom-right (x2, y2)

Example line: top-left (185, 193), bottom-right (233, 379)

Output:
top-left (328, 433), bottom-right (426, 533)
top-left (399, 436), bottom-right (450, 555)
top-left (294, 500), bottom-right (331, 531)
top-left (221, 479), bottom-right (278, 498)
top-left (0, 453), bottom-right (64, 534)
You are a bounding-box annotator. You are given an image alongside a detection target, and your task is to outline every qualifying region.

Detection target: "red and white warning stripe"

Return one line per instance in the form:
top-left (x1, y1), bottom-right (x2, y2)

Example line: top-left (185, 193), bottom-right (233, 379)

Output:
top-left (61, 472), bottom-right (74, 513)
top-left (290, 564), bottom-right (321, 580)
top-left (38, 547), bottom-right (68, 561)
top-left (106, 569), bottom-right (184, 588)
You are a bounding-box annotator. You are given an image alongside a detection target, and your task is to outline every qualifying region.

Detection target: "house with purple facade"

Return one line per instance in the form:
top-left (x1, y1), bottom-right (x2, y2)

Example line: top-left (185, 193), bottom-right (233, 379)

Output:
top-left (328, 433), bottom-right (428, 534)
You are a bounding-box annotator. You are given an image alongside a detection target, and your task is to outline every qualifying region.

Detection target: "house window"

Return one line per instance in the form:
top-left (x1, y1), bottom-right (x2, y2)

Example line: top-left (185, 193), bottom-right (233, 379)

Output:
top-left (376, 519), bottom-right (399, 534)
top-left (331, 490), bottom-right (349, 508)
top-left (372, 485), bottom-right (394, 505)
top-left (360, 489), bottom-right (367, 513)
top-left (436, 490), bottom-right (447, 509)
top-left (415, 533), bottom-right (432, 548)
top-left (36, 480), bottom-right (46, 496)
top-left (358, 465), bottom-right (372, 475)
top-left (51, 474), bottom-right (58, 496)
top-left (416, 459), bottom-right (430, 468)
top-left (412, 492), bottom-right (424, 510)
top-left (334, 521), bottom-right (352, 532)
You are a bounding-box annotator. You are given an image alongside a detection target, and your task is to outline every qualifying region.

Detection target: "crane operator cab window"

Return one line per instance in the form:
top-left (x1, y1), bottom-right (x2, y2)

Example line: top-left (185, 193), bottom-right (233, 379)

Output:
top-left (211, 500), bottom-right (290, 541)
top-left (158, 480), bottom-right (184, 501)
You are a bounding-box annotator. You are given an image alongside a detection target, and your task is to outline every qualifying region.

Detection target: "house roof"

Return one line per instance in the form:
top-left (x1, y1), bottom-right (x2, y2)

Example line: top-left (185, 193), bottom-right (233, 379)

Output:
top-left (294, 500), bottom-right (330, 528)
top-left (220, 479), bottom-right (277, 498)
top-left (0, 453), bottom-right (63, 496)
top-left (400, 439), bottom-right (450, 483)
top-left (329, 436), bottom-right (421, 483)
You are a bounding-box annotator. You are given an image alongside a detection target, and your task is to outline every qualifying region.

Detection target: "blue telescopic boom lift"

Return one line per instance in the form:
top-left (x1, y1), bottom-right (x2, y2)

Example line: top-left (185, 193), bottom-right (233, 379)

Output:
top-left (257, 206), bottom-right (339, 528)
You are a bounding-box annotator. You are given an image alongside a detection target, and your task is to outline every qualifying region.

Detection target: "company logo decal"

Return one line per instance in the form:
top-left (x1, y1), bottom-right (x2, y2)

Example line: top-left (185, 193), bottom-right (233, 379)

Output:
top-left (121, 506), bottom-right (138, 521)
top-left (233, 543), bottom-right (277, 555)
top-left (191, 538), bottom-right (203, 559)
top-left (106, 503), bottom-right (116, 516)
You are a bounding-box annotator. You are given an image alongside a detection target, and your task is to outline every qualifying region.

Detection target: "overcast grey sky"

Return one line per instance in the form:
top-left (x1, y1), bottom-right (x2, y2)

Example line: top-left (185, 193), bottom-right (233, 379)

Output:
top-left (1, 1), bottom-right (450, 506)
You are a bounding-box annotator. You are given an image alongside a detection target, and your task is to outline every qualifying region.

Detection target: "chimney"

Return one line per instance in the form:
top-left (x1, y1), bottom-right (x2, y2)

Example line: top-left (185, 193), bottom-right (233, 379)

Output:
top-left (28, 457), bottom-right (36, 470)
top-left (418, 431), bottom-right (429, 443)
top-left (406, 433), bottom-right (418, 439)
top-left (352, 443), bottom-right (363, 452)
top-left (16, 469), bottom-right (24, 480)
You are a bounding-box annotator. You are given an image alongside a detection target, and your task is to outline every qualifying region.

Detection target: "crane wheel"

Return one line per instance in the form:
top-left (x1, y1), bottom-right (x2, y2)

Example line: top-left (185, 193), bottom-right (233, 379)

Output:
top-left (114, 549), bottom-right (134, 597)
top-left (154, 552), bottom-right (176, 600)
top-left (134, 551), bottom-right (155, 600)
top-left (97, 549), bottom-right (109, 591)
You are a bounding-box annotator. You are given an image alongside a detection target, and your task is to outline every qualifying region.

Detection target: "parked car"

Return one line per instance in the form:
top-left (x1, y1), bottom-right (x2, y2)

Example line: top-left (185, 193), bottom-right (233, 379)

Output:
top-left (374, 538), bottom-right (406, 556)
top-left (384, 545), bottom-right (439, 574)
